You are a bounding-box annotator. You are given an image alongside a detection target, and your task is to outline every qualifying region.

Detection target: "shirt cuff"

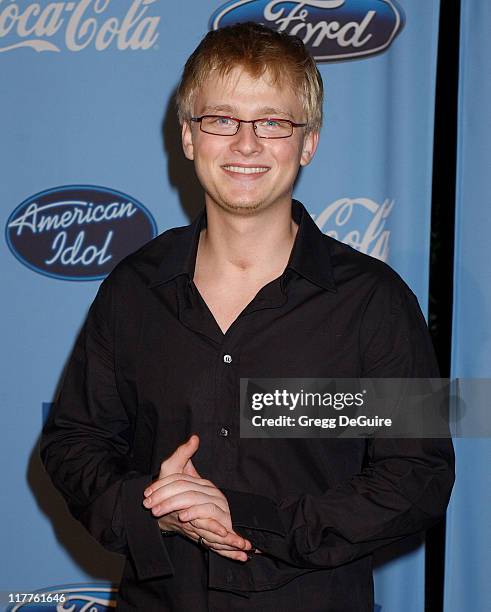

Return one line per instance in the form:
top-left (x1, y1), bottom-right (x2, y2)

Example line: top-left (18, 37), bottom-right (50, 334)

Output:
top-left (121, 474), bottom-right (174, 581)
top-left (222, 488), bottom-right (286, 535)
top-left (207, 488), bottom-right (292, 594)
top-left (208, 544), bottom-right (316, 593)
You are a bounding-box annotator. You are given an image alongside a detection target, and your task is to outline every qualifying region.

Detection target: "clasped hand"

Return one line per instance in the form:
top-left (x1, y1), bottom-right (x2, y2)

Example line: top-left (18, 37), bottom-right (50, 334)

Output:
top-left (143, 435), bottom-right (252, 562)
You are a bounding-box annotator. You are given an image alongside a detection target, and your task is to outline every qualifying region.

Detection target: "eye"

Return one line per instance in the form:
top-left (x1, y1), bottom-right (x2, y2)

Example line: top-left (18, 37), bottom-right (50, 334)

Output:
top-left (256, 119), bottom-right (291, 133)
top-left (254, 119), bottom-right (293, 138)
top-left (213, 116), bottom-right (234, 126)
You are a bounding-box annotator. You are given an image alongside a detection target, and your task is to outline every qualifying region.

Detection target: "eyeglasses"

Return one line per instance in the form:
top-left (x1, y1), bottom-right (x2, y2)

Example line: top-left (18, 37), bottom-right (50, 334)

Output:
top-left (190, 115), bottom-right (307, 139)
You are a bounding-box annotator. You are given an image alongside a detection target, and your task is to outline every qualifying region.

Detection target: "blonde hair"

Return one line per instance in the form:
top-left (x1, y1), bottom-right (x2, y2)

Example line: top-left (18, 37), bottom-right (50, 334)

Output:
top-left (176, 22), bottom-right (323, 132)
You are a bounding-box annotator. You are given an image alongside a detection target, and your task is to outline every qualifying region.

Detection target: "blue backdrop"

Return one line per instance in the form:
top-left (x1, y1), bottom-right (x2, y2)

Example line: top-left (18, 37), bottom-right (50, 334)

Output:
top-left (1, 1), bottom-right (445, 610)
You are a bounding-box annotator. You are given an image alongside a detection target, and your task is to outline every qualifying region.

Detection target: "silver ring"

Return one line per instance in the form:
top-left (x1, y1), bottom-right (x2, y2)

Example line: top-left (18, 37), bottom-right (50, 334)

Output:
top-left (198, 535), bottom-right (205, 547)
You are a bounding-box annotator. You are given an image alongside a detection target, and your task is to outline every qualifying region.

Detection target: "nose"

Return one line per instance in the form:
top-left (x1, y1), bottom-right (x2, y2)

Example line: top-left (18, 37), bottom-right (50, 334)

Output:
top-left (230, 121), bottom-right (263, 156)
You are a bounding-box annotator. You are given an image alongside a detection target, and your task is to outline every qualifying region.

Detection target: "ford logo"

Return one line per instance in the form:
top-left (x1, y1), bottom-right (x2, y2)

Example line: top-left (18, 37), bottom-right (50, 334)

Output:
top-left (5, 185), bottom-right (157, 281)
top-left (209, 0), bottom-right (405, 62)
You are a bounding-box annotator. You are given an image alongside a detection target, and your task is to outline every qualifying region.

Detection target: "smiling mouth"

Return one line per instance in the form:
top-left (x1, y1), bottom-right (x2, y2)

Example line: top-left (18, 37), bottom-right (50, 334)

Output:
top-left (222, 165), bottom-right (270, 175)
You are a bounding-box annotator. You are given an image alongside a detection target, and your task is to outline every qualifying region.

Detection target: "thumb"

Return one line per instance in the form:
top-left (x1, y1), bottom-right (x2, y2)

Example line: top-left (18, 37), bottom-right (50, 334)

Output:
top-left (183, 457), bottom-right (201, 478)
top-left (160, 434), bottom-right (199, 476)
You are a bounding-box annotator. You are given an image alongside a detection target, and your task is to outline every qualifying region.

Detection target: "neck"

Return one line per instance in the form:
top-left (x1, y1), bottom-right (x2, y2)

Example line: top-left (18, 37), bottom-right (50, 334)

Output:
top-left (196, 200), bottom-right (298, 281)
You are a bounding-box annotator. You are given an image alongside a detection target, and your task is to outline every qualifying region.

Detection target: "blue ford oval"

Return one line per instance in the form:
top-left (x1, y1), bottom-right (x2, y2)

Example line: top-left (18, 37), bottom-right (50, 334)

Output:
top-left (209, 0), bottom-right (405, 62)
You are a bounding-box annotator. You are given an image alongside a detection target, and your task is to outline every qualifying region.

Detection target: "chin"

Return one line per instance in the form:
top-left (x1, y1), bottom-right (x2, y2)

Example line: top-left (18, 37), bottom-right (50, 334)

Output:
top-left (217, 197), bottom-right (265, 214)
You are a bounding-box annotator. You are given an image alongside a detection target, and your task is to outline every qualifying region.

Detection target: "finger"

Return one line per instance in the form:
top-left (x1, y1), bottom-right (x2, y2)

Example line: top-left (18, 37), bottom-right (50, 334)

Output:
top-left (182, 506), bottom-right (236, 540)
top-left (157, 513), bottom-right (228, 545)
top-left (213, 548), bottom-right (249, 562)
top-left (184, 528), bottom-right (249, 557)
top-left (182, 513), bottom-right (251, 550)
top-left (188, 521), bottom-right (251, 549)
top-left (144, 485), bottom-right (227, 513)
top-left (198, 536), bottom-right (252, 551)
top-left (158, 473), bottom-right (214, 487)
top-left (159, 435), bottom-right (200, 477)
top-left (144, 474), bottom-right (182, 496)
top-left (183, 458), bottom-right (201, 478)
top-left (178, 502), bottom-right (230, 524)
top-left (147, 491), bottom-right (225, 517)
top-left (144, 474), bottom-right (214, 497)
top-left (144, 478), bottom-right (221, 505)
top-left (181, 525), bottom-right (245, 551)
top-left (182, 515), bottom-right (228, 537)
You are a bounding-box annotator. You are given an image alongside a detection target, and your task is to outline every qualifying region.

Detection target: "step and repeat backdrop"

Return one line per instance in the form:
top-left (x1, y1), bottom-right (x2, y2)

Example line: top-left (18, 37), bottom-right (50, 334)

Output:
top-left (2, 1), bottom-right (487, 611)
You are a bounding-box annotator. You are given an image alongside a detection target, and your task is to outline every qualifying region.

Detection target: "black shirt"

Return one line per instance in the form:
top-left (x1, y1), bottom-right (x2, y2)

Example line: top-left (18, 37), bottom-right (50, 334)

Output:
top-left (40, 200), bottom-right (454, 611)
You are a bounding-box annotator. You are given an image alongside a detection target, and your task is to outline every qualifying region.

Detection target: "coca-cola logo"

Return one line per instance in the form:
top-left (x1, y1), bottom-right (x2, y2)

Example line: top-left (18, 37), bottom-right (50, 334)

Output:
top-left (5, 185), bottom-right (157, 281)
top-left (0, 0), bottom-right (160, 53)
top-left (312, 197), bottom-right (394, 261)
top-left (210, 0), bottom-right (405, 62)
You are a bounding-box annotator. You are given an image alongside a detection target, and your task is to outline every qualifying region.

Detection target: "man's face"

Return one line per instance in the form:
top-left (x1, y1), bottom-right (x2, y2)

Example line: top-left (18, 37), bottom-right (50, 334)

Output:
top-left (181, 67), bottom-right (319, 215)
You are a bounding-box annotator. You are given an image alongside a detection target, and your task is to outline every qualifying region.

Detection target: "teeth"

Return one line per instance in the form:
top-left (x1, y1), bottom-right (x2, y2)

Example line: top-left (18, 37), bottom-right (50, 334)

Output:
top-left (224, 166), bottom-right (269, 174)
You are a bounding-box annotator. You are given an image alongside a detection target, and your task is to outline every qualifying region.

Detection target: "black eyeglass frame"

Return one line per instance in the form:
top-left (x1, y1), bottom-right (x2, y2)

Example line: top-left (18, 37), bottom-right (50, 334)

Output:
top-left (190, 115), bottom-right (307, 139)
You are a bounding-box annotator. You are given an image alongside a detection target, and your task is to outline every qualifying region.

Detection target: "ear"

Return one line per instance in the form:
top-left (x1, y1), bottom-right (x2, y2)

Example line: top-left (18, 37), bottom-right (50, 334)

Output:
top-left (181, 120), bottom-right (194, 161)
top-left (300, 130), bottom-right (319, 167)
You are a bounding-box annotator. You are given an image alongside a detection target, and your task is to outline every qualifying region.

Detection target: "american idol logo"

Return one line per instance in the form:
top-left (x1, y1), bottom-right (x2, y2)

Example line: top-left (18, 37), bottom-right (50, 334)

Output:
top-left (312, 197), bottom-right (394, 261)
top-left (6, 583), bottom-right (117, 610)
top-left (210, 0), bottom-right (405, 61)
top-left (5, 185), bottom-right (157, 281)
top-left (0, 0), bottom-right (160, 53)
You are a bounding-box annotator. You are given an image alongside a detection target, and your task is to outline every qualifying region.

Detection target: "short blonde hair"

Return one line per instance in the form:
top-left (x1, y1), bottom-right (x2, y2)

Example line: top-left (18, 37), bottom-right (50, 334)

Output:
top-left (176, 22), bottom-right (323, 133)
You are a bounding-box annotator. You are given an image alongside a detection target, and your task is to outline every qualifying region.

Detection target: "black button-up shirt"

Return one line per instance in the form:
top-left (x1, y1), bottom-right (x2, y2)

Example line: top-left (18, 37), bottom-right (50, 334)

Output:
top-left (40, 200), bottom-right (454, 611)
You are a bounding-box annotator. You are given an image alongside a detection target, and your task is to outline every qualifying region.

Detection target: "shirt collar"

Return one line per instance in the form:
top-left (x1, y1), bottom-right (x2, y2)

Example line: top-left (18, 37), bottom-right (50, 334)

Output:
top-left (287, 200), bottom-right (336, 292)
top-left (148, 209), bottom-right (205, 288)
top-left (149, 200), bottom-right (336, 292)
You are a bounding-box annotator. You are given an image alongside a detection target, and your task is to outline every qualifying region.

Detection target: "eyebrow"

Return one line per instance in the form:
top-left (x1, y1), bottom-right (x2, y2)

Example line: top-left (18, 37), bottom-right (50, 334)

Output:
top-left (199, 104), bottom-right (295, 120)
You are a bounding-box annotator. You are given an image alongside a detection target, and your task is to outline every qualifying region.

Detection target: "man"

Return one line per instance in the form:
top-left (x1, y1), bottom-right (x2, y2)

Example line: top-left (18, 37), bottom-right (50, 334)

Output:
top-left (40, 23), bottom-right (454, 611)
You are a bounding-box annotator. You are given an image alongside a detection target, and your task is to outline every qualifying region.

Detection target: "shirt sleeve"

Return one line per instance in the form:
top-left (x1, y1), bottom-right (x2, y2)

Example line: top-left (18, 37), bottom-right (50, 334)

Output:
top-left (39, 279), bottom-right (174, 582)
top-left (208, 278), bottom-right (455, 593)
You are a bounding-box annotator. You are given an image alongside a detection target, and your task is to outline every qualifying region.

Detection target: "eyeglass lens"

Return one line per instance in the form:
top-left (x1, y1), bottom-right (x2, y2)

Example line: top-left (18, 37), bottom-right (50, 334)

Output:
top-left (200, 116), bottom-right (293, 138)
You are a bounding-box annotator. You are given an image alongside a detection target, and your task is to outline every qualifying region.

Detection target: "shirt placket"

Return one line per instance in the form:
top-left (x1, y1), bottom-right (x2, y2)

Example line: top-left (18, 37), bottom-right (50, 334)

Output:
top-left (210, 330), bottom-right (241, 477)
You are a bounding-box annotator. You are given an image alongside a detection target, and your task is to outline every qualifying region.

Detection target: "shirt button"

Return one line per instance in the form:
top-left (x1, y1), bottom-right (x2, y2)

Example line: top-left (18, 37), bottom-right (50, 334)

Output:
top-left (223, 354), bottom-right (232, 364)
top-left (219, 427), bottom-right (229, 437)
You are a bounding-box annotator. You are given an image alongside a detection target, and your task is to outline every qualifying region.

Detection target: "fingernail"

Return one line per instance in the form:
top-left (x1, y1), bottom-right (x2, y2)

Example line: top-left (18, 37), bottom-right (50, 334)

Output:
top-left (180, 512), bottom-right (188, 520)
top-left (143, 497), bottom-right (151, 507)
top-left (144, 489), bottom-right (151, 496)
